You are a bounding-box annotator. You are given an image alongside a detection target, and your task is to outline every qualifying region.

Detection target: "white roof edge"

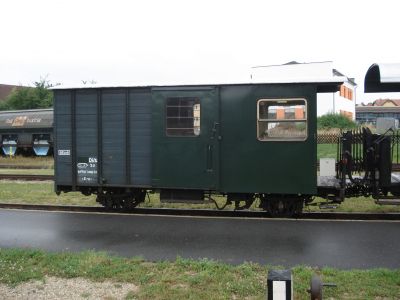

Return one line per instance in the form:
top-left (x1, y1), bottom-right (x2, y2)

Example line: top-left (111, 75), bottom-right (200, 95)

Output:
top-left (364, 63), bottom-right (400, 93)
top-left (51, 77), bottom-right (345, 90)
top-left (375, 63), bottom-right (400, 83)
top-left (0, 108), bottom-right (53, 113)
top-left (251, 61), bottom-right (333, 69)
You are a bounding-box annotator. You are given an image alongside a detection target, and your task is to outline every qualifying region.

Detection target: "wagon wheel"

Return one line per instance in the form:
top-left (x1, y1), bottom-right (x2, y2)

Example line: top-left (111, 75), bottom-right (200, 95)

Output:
top-left (120, 197), bottom-right (139, 210)
top-left (265, 198), bottom-right (303, 218)
top-left (98, 190), bottom-right (146, 210)
top-left (120, 190), bottom-right (146, 210)
top-left (104, 194), bottom-right (115, 209)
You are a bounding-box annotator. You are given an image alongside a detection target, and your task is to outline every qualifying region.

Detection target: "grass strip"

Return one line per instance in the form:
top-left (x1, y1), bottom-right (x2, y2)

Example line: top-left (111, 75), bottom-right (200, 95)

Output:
top-left (0, 156), bottom-right (54, 168)
top-left (0, 248), bottom-right (399, 299)
top-left (0, 168), bottom-right (54, 175)
top-left (1, 181), bottom-right (400, 213)
top-left (0, 181), bottom-right (98, 206)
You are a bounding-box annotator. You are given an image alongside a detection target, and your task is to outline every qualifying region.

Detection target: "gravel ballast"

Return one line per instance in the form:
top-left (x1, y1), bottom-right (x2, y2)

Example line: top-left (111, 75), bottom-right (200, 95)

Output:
top-left (0, 276), bottom-right (139, 299)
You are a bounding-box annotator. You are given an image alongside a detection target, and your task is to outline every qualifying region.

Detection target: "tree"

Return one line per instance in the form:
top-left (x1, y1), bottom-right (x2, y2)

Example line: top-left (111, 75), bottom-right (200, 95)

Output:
top-left (317, 113), bottom-right (357, 130)
top-left (0, 77), bottom-right (55, 111)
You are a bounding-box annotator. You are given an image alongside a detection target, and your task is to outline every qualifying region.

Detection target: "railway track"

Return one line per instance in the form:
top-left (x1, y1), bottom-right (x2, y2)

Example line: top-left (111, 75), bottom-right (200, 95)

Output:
top-left (0, 174), bottom-right (53, 181)
top-left (0, 164), bottom-right (53, 169)
top-left (0, 203), bottom-right (399, 221)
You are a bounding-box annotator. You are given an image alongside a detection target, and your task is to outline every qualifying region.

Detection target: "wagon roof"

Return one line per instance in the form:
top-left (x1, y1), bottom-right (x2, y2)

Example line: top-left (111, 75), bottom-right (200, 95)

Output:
top-left (51, 77), bottom-right (345, 93)
top-left (0, 108), bottom-right (53, 114)
top-left (0, 108), bottom-right (53, 130)
top-left (365, 63), bottom-right (400, 93)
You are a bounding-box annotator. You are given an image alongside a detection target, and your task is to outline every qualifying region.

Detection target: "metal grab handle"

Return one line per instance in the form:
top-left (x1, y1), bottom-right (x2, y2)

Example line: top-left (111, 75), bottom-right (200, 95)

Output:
top-left (206, 144), bottom-right (213, 172)
top-left (211, 122), bottom-right (220, 139)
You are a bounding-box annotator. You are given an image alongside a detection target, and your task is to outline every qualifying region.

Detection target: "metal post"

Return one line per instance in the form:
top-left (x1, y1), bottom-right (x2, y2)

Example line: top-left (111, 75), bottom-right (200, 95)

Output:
top-left (267, 269), bottom-right (293, 300)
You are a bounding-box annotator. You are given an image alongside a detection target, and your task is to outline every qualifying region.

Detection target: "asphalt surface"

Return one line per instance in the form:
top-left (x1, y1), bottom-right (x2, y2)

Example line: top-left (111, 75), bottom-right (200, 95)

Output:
top-left (0, 209), bottom-right (399, 269)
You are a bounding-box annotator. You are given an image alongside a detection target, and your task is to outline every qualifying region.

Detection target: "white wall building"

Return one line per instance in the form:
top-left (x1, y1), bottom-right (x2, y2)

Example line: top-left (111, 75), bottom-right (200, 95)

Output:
top-left (250, 61), bottom-right (357, 119)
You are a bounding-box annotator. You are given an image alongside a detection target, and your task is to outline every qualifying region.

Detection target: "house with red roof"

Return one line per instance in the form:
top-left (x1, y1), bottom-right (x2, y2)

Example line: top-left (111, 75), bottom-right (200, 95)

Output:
top-left (356, 99), bottom-right (400, 124)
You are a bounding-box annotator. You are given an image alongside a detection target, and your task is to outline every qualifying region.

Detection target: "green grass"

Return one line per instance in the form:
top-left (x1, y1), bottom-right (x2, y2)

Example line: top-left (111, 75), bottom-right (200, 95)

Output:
top-left (0, 181), bottom-right (98, 206)
top-left (0, 168), bottom-right (54, 175)
top-left (317, 143), bottom-right (400, 163)
top-left (0, 248), bottom-right (399, 299)
top-left (0, 156), bottom-right (53, 168)
top-left (1, 181), bottom-right (400, 213)
top-left (317, 144), bottom-right (337, 160)
top-left (307, 196), bottom-right (400, 213)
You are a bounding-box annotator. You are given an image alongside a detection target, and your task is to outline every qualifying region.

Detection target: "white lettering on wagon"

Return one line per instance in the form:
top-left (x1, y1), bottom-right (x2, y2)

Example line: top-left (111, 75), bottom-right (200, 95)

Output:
top-left (77, 156), bottom-right (98, 183)
top-left (58, 150), bottom-right (70, 156)
top-left (77, 163), bottom-right (88, 169)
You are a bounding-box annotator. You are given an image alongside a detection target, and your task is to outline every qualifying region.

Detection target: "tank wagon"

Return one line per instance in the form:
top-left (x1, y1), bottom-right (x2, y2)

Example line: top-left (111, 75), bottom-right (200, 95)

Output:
top-left (52, 64), bottom-right (400, 216)
top-left (0, 109), bottom-right (53, 156)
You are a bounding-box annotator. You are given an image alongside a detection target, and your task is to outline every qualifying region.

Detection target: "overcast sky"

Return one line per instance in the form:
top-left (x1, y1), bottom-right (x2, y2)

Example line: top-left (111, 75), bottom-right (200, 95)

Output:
top-left (1, 0), bottom-right (399, 103)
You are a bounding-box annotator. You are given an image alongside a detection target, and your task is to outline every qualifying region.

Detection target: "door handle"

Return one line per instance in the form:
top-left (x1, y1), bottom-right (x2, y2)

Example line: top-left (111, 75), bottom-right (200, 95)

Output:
top-left (211, 122), bottom-right (220, 139)
top-left (206, 144), bottom-right (213, 172)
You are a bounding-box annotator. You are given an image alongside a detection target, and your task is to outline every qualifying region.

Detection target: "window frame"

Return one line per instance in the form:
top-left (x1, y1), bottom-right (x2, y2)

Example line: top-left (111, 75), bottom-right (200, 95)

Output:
top-left (256, 98), bottom-right (308, 142)
top-left (165, 97), bottom-right (201, 137)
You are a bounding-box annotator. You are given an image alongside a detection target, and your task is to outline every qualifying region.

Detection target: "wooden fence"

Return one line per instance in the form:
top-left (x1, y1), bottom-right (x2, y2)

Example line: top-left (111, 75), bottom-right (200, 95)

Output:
top-left (317, 132), bottom-right (340, 144)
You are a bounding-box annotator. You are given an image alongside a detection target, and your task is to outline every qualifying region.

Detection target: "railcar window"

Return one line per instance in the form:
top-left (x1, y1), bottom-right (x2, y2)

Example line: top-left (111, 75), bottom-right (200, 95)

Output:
top-left (166, 97), bottom-right (201, 136)
top-left (257, 99), bottom-right (307, 141)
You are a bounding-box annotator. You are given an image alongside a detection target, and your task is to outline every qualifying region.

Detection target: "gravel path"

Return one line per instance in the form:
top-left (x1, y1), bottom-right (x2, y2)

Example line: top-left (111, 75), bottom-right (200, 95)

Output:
top-left (0, 276), bottom-right (139, 299)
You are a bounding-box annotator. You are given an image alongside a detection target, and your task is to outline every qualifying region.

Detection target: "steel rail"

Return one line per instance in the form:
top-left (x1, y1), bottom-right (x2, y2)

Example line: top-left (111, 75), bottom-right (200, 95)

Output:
top-left (0, 203), bottom-right (399, 221)
top-left (0, 164), bottom-right (52, 170)
top-left (0, 174), bottom-right (53, 181)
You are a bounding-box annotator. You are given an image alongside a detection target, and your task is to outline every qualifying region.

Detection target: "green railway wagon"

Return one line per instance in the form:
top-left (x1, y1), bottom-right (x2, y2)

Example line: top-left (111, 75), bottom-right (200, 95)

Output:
top-left (53, 77), bottom-right (346, 217)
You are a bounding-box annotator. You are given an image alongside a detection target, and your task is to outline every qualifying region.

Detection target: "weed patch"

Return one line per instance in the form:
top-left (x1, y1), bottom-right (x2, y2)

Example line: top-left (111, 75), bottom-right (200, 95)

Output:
top-left (0, 249), bottom-right (399, 299)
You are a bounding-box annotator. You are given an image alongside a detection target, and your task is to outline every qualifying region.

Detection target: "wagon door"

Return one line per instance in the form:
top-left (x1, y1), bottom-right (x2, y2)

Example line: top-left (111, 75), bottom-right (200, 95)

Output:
top-left (152, 87), bottom-right (219, 190)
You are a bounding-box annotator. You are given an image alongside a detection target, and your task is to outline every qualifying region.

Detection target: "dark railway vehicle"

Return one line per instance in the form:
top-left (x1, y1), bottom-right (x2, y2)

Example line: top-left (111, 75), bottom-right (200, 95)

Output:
top-left (52, 63), bottom-right (400, 216)
top-left (345, 63), bottom-right (400, 205)
top-left (0, 109), bottom-right (53, 156)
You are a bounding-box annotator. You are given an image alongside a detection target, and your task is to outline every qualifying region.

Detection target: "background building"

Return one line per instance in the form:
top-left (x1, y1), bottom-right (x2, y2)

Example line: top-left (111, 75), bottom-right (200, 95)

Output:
top-left (250, 61), bottom-right (357, 119)
top-left (356, 99), bottom-right (400, 125)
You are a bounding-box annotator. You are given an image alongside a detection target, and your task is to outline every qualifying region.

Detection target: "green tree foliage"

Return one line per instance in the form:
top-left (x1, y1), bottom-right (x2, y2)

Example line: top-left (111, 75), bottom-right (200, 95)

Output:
top-left (317, 113), bottom-right (357, 130)
top-left (0, 78), bottom-right (54, 111)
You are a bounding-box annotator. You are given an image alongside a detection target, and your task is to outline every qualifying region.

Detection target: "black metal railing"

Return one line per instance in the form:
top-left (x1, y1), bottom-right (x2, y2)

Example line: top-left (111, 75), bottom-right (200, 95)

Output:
top-left (391, 130), bottom-right (400, 164)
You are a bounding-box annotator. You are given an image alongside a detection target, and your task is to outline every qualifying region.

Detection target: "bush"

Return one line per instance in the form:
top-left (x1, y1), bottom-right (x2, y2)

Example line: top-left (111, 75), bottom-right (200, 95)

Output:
top-left (0, 78), bottom-right (54, 111)
top-left (317, 113), bottom-right (357, 130)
